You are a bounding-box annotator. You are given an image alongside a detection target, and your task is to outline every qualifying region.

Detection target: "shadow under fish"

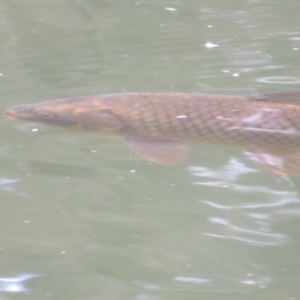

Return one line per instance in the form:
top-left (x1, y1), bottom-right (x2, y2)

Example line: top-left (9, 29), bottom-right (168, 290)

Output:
top-left (5, 91), bottom-right (300, 176)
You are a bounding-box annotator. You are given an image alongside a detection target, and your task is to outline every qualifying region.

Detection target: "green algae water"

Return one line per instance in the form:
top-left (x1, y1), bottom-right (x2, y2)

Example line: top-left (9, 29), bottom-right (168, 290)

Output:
top-left (1, 0), bottom-right (300, 299)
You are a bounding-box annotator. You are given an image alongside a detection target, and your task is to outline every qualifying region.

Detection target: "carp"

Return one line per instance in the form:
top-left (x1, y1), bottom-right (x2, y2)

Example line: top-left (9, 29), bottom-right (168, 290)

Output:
top-left (6, 91), bottom-right (300, 175)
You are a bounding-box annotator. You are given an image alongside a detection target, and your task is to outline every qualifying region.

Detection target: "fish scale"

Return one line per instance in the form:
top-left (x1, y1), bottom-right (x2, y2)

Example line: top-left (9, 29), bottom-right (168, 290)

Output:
top-left (124, 94), bottom-right (300, 149)
top-left (5, 91), bottom-right (300, 175)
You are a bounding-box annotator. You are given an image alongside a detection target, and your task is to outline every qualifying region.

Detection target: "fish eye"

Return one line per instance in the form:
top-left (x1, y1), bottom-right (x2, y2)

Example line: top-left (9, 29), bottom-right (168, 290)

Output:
top-left (39, 112), bottom-right (53, 119)
top-left (96, 109), bottom-right (112, 115)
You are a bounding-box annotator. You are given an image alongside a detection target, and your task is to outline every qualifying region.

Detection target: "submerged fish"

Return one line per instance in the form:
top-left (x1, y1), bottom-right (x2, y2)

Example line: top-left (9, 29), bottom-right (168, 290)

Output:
top-left (5, 91), bottom-right (300, 175)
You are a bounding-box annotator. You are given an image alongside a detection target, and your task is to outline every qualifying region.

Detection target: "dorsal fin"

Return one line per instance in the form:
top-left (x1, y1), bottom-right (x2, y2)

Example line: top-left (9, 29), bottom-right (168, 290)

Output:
top-left (248, 91), bottom-right (300, 105)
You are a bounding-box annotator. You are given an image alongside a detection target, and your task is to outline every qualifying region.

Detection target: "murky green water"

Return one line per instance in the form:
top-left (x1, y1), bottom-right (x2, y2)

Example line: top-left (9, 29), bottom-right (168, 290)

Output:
top-left (1, 0), bottom-right (300, 299)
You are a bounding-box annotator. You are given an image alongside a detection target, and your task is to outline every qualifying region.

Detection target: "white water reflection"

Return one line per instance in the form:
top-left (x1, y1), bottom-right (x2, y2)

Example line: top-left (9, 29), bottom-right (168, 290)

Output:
top-left (173, 275), bottom-right (271, 289)
top-left (0, 274), bottom-right (39, 293)
top-left (0, 178), bottom-right (19, 193)
top-left (189, 157), bottom-right (257, 181)
top-left (174, 276), bottom-right (210, 284)
top-left (257, 76), bottom-right (300, 84)
top-left (189, 157), bottom-right (300, 246)
top-left (205, 217), bottom-right (287, 246)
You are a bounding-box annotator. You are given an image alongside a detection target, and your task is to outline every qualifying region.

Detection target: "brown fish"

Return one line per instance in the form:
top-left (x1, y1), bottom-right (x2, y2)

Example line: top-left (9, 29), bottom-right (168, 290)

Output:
top-left (5, 92), bottom-right (300, 175)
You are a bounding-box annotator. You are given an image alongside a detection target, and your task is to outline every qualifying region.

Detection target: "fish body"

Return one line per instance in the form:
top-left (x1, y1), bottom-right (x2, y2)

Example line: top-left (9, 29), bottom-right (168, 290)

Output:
top-left (5, 92), bottom-right (300, 175)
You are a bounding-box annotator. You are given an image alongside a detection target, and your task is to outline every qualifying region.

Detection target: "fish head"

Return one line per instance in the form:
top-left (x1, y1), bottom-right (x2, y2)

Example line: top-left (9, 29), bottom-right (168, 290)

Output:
top-left (5, 97), bottom-right (125, 135)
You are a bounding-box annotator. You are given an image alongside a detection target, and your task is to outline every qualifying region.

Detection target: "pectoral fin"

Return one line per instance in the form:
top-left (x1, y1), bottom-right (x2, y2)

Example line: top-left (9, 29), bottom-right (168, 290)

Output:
top-left (247, 148), bottom-right (300, 176)
top-left (126, 137), bottom-right (189, 165)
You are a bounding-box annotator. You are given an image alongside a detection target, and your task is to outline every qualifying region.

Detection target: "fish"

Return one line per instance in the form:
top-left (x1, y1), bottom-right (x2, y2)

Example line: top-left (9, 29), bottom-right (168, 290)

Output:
top-left (5, 91), bottom-right (300, 175)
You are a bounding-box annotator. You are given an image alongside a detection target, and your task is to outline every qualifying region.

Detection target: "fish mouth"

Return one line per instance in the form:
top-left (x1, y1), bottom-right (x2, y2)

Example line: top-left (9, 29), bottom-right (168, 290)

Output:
top-left (4, 105), bottom-right (33, 120)
top-left (5, 107), bottom-right (17, 118)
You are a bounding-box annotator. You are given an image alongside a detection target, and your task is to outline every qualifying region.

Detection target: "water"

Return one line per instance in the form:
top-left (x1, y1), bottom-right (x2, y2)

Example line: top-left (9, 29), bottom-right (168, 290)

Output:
top-left (1, 0), bottom-right (300, 299)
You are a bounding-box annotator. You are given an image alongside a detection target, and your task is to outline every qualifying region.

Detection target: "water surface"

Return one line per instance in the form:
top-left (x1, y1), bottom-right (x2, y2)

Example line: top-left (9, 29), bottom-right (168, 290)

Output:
top-left (1, 0), bottom-right (300, 299)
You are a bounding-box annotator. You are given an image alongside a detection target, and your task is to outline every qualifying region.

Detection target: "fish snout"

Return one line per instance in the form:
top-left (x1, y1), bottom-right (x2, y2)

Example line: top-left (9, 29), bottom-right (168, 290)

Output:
top-left (5, 105), bottom-right (34, 120)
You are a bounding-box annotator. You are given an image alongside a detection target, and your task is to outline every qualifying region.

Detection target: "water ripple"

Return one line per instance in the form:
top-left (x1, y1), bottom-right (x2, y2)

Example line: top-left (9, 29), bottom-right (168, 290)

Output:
top-left (188, 157), bottom-right (299, 247)
top-left (257, 76), bottom-right (300, 84)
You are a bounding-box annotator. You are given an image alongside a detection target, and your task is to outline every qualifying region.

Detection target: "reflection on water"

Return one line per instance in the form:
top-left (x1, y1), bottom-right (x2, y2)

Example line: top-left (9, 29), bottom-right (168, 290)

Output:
top-left (189, 157), bottom-right (299, 246)
top-left (174, 274), bottom-right (271, 289)
top-left (0, 274), bottom-right (39, 293)
top-left (174, 276), bottom-right (210, 284)
top-left (205, 216), bottom-right (286, 246)
top-left (257, 76), bottom-right (300, 84)
top-left (0, 178), bottom-right (19, 193)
